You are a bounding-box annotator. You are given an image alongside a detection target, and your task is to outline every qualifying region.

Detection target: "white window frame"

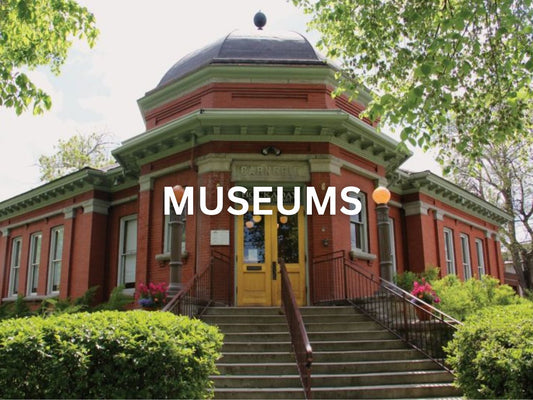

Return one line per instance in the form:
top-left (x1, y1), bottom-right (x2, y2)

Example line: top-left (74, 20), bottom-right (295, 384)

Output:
top-left (48, 226), bottom-right (64, 294)
top-left (163, 214), bottom-right (186, 254)
top-left (475, 238), bottom-right (486, 277)
top-left (118, 215), bottom-right (137, 289)
top-left (349, 192), bottom-right (368, 252)
top-left (460, 233), bottom-right (472, 280)
top-left (8, 237), bottom-right (22, 297)
top-left (27, 232), bottom-right (42, 295)
top-left (443, 228), bottom-right (456, 275)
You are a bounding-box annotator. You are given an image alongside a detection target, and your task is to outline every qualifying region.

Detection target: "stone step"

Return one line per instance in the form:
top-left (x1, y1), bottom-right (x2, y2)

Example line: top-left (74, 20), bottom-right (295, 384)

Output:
top-left (222, 341), bottom-right (292, 352)
top-left (217, 362), bottom-right (299, 375)
top-left (310, 338), bottom-right (408, 351)
top-left (212, 370), bottom-right (453, 389)
top-left (214, 383), bottom-right (460, 400)
top-left (223, 332), bottom-right (290, 342)
top-left (309, 359), bottom-right (440, 374)
top-left (214, 387), bottom-right (305, 399)
top-left (203, 313), bottom-right (369, 324)
top-left (205, 307), bottom-right (283, 316)
top-left (311, 348), bottom-right (428, 362)
top-left (299, 306), bottom-right (360, 316)
top-left (311, 383), bottom-right (461, 399)
top-left (220, 347), bottom-right (425, 363)
top-left (220, 351), bottom-right (296, 363)
top-left (206, 306), bottom-right (360, 316)
top-left (217, 359), bottom-right (438, 375)
top-left (214, 321), bottom-right (382, 333)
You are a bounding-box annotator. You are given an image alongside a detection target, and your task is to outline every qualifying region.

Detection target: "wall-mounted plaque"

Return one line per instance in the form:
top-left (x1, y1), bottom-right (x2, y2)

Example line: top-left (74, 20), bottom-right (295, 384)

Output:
top-left (210, 230), bottom-right (230, 246)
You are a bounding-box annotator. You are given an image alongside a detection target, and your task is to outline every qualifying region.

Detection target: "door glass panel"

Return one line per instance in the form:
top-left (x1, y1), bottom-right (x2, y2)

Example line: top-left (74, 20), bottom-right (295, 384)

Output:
top-left (243, 212), bottom-right (265, 263)
top-left (277, 212), bottom-right (299, 263)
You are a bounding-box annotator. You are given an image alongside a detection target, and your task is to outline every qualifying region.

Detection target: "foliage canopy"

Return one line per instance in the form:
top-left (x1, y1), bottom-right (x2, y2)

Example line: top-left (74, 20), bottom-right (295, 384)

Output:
top-left (292, 0), bottom-right (533, 159)
top-left (0, 0), bottom-right (98, 115)
top-left (38, 132), bottom-right (115, 182)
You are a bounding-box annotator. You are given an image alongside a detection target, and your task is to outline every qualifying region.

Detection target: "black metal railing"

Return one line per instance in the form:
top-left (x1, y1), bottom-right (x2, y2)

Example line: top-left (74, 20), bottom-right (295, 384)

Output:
top-left (279, 258), bottom-right (313, 399)
top-left (312, 251), bottom-right (461, 369)
top-left (163, 251), bottom-right (232, 317)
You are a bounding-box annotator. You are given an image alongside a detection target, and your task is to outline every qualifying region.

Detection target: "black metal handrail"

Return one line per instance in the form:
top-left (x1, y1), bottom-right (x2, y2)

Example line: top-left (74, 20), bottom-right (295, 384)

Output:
top-left (163, 250), bottom-right (231, 317)
top-left (312, 251), bottom-right (461, 369)
top-left (279, 258), bottom-right (313, 399)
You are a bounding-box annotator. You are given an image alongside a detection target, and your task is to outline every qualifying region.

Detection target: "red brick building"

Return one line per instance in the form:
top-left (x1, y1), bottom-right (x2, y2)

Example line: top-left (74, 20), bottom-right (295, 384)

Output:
top-left (0, 27), bottom-right (510, 306)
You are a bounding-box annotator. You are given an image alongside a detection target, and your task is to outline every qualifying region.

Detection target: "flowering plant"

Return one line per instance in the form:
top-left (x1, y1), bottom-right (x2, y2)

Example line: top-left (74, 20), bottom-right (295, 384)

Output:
top-left (136, 282), bottom-right (169, 309)
top-left (411, 279), bottom-right (440, 305)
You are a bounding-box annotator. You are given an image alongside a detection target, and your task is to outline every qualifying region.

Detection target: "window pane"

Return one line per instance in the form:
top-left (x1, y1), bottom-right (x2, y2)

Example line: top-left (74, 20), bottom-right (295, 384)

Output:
top-left (124, 219), bottom-right (137, 252)
top-left (54, 228), bottom-right (64, 259)
top-left (444, 229), bottom-right (455, 275)
top-left (476, 239), bottom-right (485, 276)
top-left (12, 269), bottom-right (19, 295)
top-left (461, 235), bottom-right (471, 279)
top-left (349, 192), bottom-right (367, 252)
top-left (52, 261), bottom-right (61, 292)
top-left (278, 213), bottom-right (299, 263)
top-left (123, 254), bottom-right (136, 284)
top-left (10, 238), bottom-right (22, 295)
top-left (29, 234), bottom-right (42, 294)
top-left (243, 211), bottom-right (265, 263)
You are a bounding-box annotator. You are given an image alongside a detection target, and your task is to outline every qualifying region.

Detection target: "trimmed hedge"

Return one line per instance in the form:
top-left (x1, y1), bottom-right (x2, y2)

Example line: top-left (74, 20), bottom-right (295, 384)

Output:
top-left (0, 311), bottom-right (223, 399)
top-left (446, 304), bottom-right (533, 399)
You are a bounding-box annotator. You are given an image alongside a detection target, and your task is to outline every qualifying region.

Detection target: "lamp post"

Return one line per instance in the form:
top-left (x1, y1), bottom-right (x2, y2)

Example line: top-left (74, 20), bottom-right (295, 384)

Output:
top-left (168, 184), bottom-right (185, 296)
top-left (372, 186), bottom-right (394, 282)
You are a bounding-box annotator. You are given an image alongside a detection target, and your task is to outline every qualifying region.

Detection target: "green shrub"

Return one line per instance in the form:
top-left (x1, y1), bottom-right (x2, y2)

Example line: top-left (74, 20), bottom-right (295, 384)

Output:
top-left (394, 270), bottom-right (419, 291)
top-left (432, 275), bottom-right (523, 320)
top-left (0, 311), bottom-right (222, 399)
top-left (394, 267), bottom-right (440, 291)
top-left (446, 304), bottom-right (533, 398)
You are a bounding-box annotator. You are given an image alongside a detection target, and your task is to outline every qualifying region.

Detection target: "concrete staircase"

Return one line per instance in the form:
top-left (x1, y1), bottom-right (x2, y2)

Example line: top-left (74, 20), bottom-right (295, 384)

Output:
top-left (202, 306), bottom-right (461, 399)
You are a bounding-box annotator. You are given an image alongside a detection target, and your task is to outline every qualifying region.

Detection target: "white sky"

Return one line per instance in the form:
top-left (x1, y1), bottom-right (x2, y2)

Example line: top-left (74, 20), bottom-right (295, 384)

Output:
top-left (0, 0), bottom-right (441, 202)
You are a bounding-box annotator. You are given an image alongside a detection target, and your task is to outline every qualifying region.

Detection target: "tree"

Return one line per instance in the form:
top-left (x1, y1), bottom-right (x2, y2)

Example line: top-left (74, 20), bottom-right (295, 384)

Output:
top-left (38, 132), bottom-right (115, 182)
top-left (292, 0), bottom-right (533, 160)
top-left (0, 0), bottom-right (98, 115)
top-left (444, 134), bottom-right (533, 290)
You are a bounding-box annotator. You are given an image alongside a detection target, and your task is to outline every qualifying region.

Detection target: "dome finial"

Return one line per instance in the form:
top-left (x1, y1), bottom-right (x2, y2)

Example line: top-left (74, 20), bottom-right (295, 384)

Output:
top-left (254, 11), bottom-right (267, 30)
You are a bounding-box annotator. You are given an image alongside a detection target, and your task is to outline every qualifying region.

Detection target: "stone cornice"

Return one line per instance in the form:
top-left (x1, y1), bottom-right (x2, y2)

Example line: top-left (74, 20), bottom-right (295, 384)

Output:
top-left (113, 109), bottom-right (410, 177)
top-left (390, 170), bottom-right (511, 226)
top-left (0, 166), bottom-right (137, 222)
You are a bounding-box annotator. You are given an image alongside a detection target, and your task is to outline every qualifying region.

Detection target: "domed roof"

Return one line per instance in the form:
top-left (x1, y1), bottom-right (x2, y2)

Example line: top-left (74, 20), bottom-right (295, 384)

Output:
top-left (156, 29), bottom-right (327, 89)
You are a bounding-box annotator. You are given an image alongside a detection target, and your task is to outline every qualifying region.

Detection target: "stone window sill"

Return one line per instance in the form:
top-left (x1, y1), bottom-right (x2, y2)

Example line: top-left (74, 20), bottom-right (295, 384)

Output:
top-left (2, 294), bottom-right (58, 302)
top-left (349, 249), bottom-right (377, 262)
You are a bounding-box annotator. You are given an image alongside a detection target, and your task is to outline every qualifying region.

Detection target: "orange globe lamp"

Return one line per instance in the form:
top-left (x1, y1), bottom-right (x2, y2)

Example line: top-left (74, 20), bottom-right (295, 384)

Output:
top-left (372, 186), bottom-right (391, 205)
top-left (172, 185), bottom-right (185, 203)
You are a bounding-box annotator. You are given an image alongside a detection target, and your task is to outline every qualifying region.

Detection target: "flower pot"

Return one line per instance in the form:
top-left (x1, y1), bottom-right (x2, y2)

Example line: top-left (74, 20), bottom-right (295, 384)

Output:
top-left (415, 303), bottom-right (433, 321)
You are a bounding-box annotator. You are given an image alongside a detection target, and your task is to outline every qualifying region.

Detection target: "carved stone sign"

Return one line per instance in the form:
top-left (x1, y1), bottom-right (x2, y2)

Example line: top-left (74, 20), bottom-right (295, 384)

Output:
top-left (232, 161), bottom-right (310, 182)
